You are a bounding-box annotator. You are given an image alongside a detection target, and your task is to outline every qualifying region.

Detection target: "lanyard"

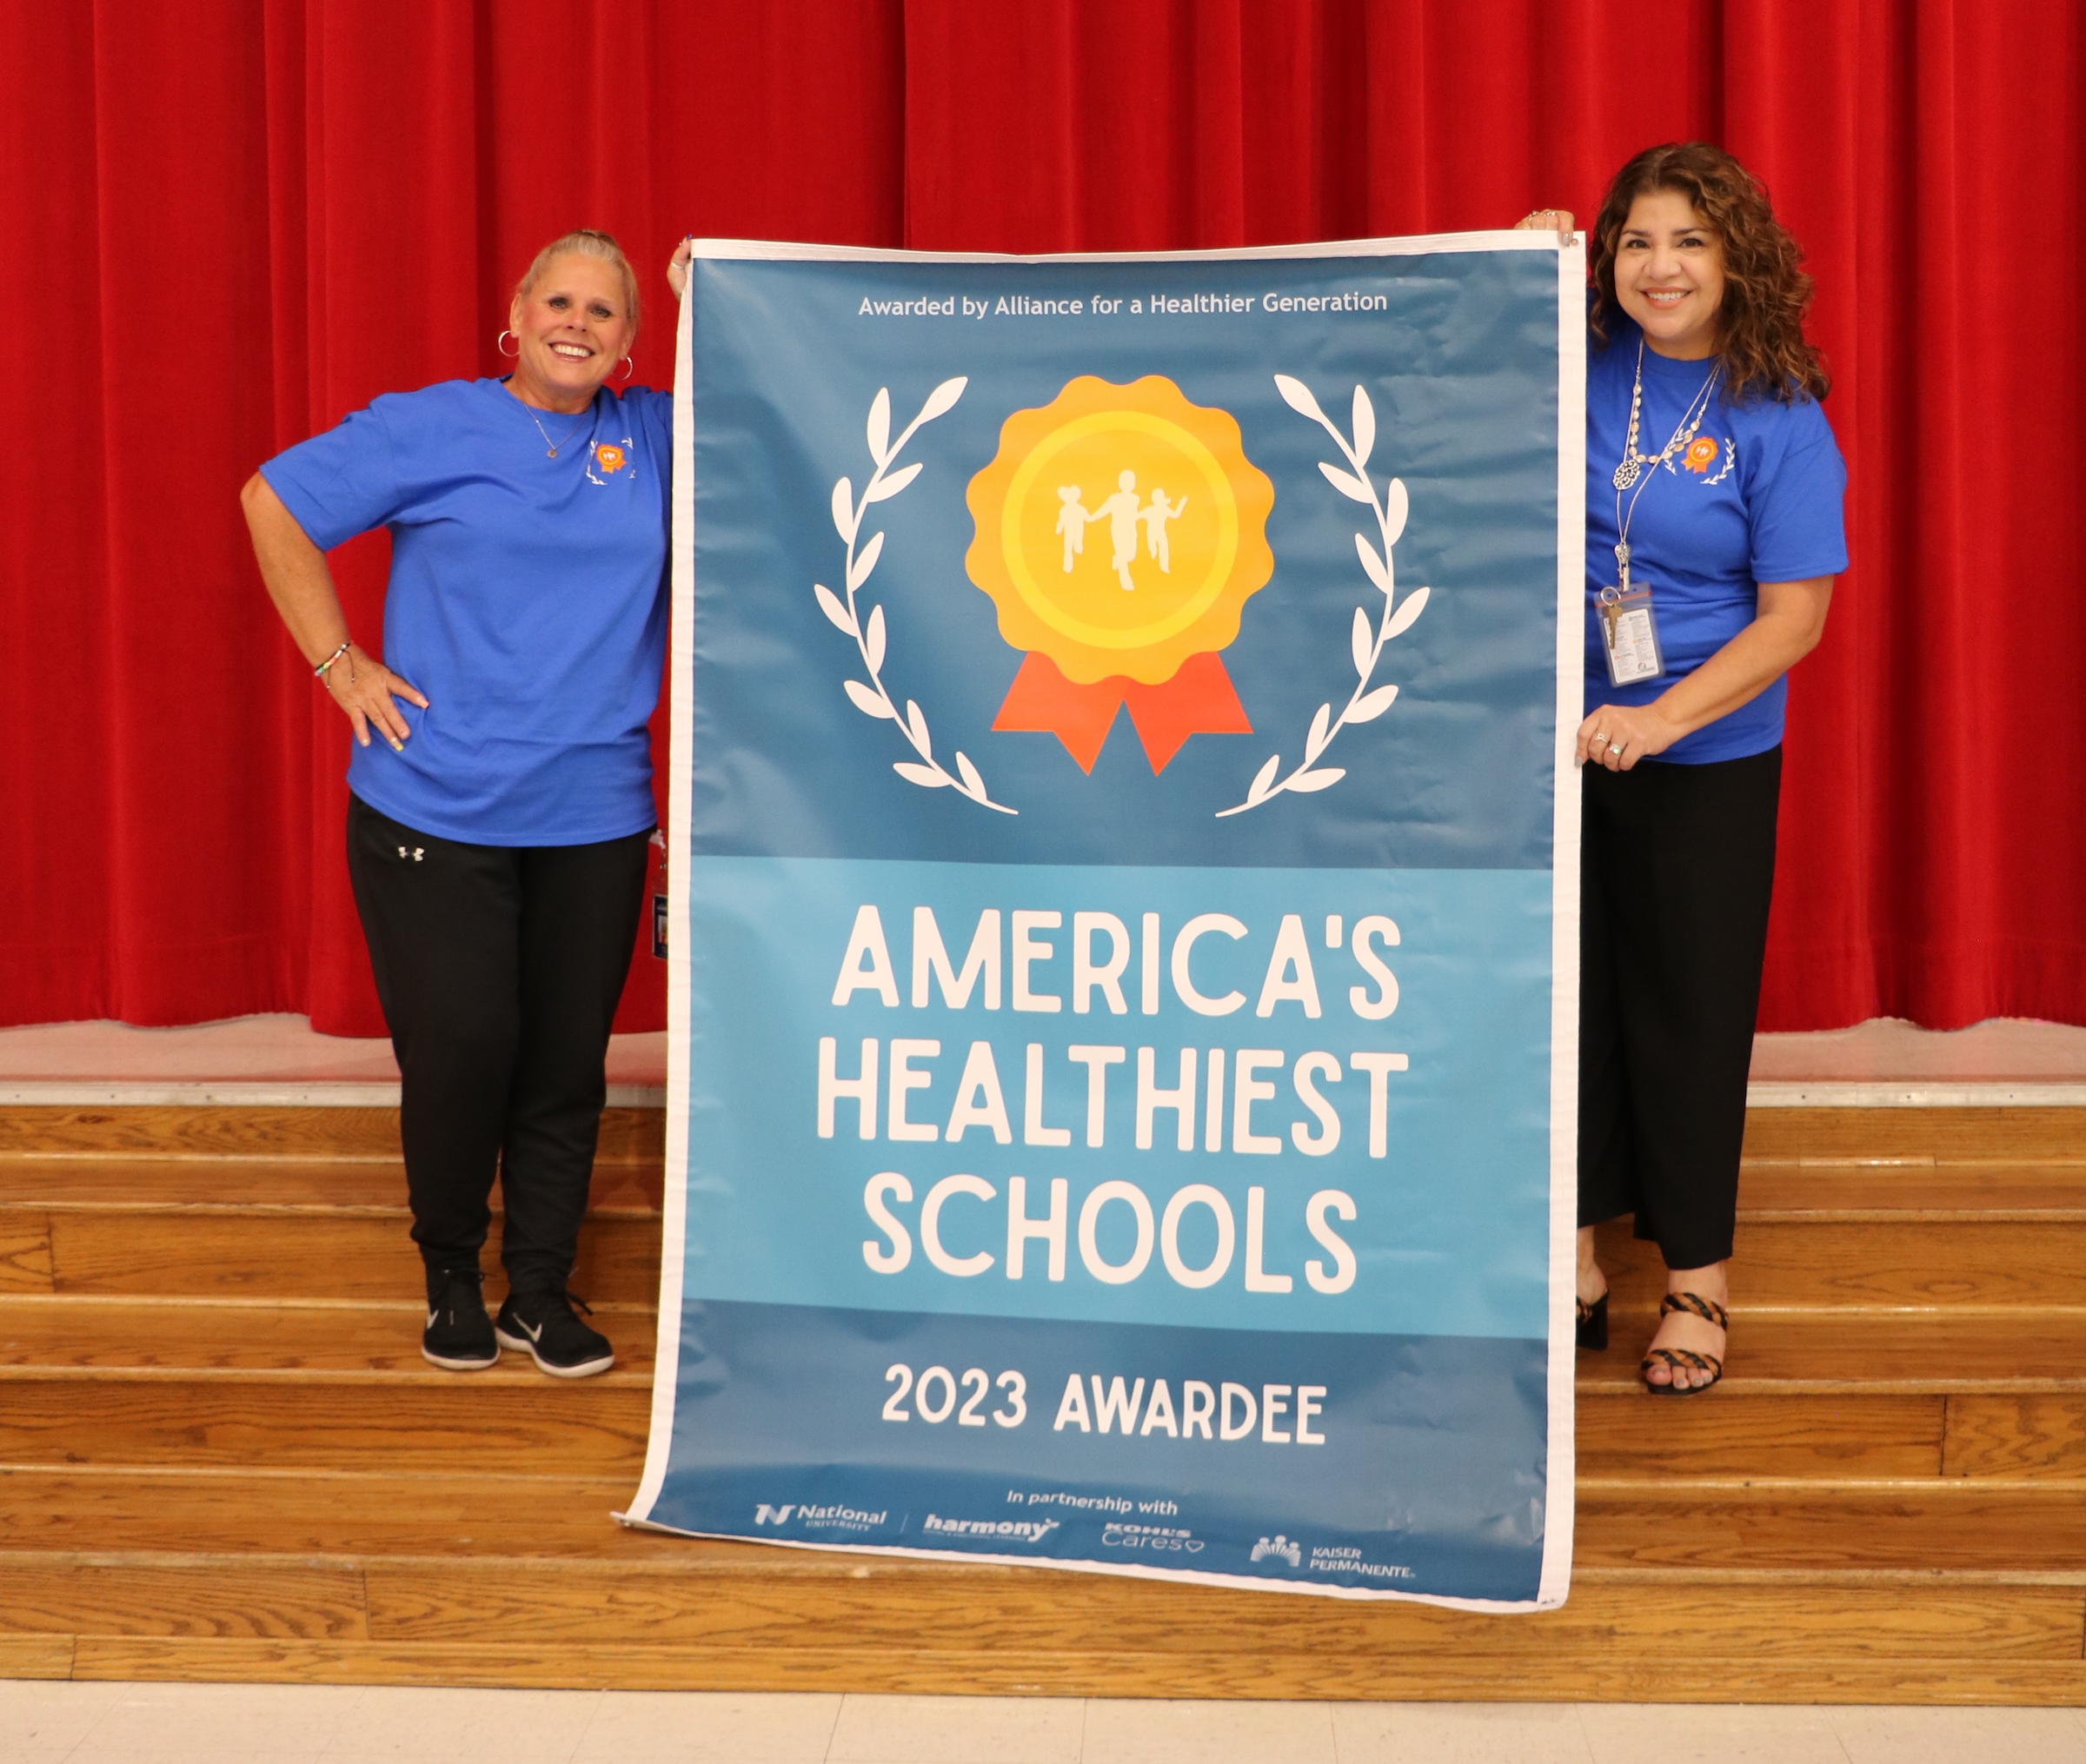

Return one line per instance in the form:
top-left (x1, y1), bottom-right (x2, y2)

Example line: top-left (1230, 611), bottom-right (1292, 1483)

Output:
top-left (1609, 338), bottom-right (1719, 596)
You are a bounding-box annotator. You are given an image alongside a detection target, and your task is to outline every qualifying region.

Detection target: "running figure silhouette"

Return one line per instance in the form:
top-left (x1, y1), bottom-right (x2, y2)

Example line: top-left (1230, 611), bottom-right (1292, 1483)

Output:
top-left (1140, 487), bottom-right (1188, 573)
top-left (1054, 485), bottom-right (1093, 573)
top-left (1091, 469), bottom-right (1146, 592)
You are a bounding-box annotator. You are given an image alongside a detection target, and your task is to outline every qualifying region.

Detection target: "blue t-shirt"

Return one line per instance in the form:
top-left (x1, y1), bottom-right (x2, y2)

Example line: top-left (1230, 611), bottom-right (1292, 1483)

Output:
top-left (1584, 322), bottom-right (1848, 763)
top-left (262, 378), bottom-right (671, 843)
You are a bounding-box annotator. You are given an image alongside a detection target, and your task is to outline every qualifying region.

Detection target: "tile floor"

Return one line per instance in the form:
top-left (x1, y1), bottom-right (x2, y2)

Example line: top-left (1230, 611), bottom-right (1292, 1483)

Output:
top-left (3, 1683), bottom-right (2084, 1763)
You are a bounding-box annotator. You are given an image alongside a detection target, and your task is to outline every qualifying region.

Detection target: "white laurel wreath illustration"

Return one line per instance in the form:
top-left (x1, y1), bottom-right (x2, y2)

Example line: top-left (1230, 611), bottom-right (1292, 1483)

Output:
top-left (816, 378), bottom-right (1017, 815)
top-left (1218, 375), bottom-right (1430, 818)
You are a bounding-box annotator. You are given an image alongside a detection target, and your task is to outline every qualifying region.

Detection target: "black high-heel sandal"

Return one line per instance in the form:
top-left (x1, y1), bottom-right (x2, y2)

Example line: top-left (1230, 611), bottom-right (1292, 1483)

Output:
top-left (1641, 1291), bottom-right (1728, 1395)
top-left (1576, 1291), bottom-right (1609, 1351)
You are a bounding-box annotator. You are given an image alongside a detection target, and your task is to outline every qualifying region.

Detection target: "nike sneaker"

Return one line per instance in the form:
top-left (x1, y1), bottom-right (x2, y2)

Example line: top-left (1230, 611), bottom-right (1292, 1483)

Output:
top-left (422, 1266), bottom-right (500, 1370)
top-left (495, 1285), bottom-right (615, 1378)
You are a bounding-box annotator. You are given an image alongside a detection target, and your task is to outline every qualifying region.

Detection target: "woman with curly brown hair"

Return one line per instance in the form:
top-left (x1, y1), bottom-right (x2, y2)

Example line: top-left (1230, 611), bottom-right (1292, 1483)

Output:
top-left (1520, 143), bottom-right (1847, 1394)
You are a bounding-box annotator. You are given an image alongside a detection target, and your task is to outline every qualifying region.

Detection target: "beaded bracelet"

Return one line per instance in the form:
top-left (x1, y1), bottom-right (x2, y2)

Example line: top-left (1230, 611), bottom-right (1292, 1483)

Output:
top-left (314, 640), bottom-right (353, 680)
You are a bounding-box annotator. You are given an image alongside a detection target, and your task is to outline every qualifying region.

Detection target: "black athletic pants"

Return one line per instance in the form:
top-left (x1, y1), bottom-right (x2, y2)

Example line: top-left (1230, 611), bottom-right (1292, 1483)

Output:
top-left (346, 794), bottom-right (650, 1292)
top-left (1578, 746), bottom-right (1781, 1270)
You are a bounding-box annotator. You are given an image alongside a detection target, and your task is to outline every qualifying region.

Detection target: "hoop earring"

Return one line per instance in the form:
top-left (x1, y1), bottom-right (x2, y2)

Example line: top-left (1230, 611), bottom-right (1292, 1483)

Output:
top-left (497, 329), bottom-right (520, 358)
top-left (619, 356), bottom-right (634, 381)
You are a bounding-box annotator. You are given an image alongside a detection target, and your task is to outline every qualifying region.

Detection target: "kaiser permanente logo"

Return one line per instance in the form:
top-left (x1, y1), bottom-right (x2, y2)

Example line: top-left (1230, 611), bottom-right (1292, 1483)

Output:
top-left (1251, 1534), bottom-right (1304, 1568)
top-left (923, 1514), bottom-right (1061, 1545)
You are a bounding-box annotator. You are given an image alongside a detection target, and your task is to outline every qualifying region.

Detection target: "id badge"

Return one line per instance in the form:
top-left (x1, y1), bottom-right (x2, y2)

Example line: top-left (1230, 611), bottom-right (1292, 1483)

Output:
top-left (1598, 586), bottom-right (1664, 686)
top-left (647, 830), bottom-right (668, 959)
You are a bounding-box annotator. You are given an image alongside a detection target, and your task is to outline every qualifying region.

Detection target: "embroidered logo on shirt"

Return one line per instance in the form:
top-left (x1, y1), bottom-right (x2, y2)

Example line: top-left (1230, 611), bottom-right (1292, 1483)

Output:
top-left (1669, 432), bottom-right (1736, 486)
top-left (585, 436), bottom-right (635, 487)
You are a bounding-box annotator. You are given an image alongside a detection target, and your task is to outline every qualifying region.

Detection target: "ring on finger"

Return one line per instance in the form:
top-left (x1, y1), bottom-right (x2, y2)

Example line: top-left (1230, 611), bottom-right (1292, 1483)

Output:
top-left (1609, 740), bottom-right (1625, 753)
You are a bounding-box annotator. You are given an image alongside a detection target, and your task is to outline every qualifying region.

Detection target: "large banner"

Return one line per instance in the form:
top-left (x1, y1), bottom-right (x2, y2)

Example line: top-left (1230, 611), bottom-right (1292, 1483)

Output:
top-left (624, 235), bottom-right (1584, 1609)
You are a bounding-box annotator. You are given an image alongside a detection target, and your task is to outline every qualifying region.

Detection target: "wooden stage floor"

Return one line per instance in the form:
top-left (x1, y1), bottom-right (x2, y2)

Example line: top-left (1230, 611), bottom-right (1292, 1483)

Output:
top-left (2, 1093), bottom-right (2083, 1704)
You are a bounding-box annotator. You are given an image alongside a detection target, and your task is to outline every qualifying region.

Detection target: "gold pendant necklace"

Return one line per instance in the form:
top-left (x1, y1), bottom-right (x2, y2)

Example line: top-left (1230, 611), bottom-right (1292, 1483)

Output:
top-left (524, 404), bottom-right (589, 458)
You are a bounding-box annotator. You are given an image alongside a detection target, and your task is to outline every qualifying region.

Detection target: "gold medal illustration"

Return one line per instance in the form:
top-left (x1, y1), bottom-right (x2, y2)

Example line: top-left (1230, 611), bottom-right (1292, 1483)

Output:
top-left (965, 375), bottom-right (1274, 773)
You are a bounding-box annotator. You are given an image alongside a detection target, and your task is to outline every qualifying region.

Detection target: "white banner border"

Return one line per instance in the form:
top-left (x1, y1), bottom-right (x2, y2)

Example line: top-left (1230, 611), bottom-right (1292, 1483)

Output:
top-left (622, 231), bottom-right (1584, 1615)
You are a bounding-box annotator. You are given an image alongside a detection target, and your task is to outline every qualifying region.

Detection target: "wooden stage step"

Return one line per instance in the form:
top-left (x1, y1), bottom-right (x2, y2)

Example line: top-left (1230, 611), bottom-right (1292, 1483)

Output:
top-left (1, 1103), bottom-right (2083, 1702)
top-left (8, 1297), bottom-right (2086, 1483)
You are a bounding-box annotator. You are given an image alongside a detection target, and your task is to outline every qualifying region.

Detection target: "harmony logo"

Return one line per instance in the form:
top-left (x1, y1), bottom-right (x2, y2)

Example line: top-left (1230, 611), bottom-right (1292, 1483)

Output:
top-left (1250, 1534), bottom-right (1303, 1567)
top-left (753, 1504), bottom-right (795, 1526)
top-left (923, 1514), bottom-right (1061, 1544)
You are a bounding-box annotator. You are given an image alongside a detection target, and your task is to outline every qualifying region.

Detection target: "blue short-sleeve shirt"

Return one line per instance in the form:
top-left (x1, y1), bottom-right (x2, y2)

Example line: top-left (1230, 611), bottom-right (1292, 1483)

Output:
top-left (1584, 322), bottom-right (1848, 763)
top-left (262, 378), bottom-right (671, 843)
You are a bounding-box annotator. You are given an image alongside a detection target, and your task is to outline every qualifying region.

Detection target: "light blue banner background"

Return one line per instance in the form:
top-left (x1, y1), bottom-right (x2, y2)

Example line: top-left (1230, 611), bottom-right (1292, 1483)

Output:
top-left (683, 856), bottom-right (1550, 1341)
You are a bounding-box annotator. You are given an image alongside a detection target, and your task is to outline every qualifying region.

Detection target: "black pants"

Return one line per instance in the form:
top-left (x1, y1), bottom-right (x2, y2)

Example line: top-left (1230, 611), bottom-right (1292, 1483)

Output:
top-left (1578, 746), bottom-right (1780, 1270)
top-left (346, 794), bottom-right (650, 1291)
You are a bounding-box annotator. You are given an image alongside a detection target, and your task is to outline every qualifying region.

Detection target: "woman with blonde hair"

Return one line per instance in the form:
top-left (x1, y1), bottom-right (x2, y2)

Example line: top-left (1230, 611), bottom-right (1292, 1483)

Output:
top-left (243, 229), bottom-right (694, 1377)
top-left (1522, 144), bottom-right (1847, 1392)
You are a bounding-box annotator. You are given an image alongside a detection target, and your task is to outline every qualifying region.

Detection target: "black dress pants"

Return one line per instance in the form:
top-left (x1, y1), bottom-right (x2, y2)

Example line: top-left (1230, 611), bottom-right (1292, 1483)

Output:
top-left (1578, 746), bottom-right (1781, 1270)
top-left (346, 794), bottom-right (650, 1292)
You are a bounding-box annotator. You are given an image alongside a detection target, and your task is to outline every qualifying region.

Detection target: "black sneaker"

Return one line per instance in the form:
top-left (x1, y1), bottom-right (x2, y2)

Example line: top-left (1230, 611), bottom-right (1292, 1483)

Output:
top-left (495, 1286), bottom-right (615, 1378)
top-left (422, 1267), bottom-right (499, 1370)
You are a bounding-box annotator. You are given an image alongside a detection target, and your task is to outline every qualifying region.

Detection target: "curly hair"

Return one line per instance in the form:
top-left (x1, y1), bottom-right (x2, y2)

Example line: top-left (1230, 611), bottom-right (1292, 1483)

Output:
top-left (1589, 143), bottom-right (1828, 404)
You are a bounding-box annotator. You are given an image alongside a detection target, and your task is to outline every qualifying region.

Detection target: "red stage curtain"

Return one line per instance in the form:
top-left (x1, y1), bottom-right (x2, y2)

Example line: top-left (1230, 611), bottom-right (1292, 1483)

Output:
top-left (2, 0), bottom-right (2079, 1034)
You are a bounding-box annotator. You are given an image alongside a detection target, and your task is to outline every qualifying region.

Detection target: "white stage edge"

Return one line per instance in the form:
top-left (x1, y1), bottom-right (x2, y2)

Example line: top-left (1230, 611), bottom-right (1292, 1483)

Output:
top-left (3, 1015), bottom-right (2083, 1109)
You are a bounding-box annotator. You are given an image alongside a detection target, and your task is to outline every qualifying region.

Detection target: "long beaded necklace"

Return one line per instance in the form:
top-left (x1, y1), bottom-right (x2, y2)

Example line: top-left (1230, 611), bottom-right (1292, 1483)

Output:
top-left (1610, 338), bottom-right (1720, 593)
top-left (1611, 336), bottom-right (1719, 490)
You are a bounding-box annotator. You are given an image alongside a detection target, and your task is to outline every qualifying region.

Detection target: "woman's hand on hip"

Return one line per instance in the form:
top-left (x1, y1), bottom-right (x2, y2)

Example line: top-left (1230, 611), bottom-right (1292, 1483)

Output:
top-left (1578, 704), bottom-right (1679, 772)
top-left (325, 646), bottom-right (430, 753)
